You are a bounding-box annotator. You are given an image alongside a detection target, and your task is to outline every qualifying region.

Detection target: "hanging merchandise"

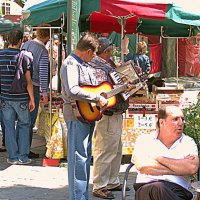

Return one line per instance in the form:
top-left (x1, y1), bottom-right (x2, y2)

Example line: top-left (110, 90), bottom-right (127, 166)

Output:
top-left (45, 108), bottom-right (67, 159)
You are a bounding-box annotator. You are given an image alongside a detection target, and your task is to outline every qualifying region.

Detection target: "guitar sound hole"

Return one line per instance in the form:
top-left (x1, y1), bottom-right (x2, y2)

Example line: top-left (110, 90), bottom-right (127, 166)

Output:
top-left (88, 103), bottom-right (94, 112)
top-left (96, 106), bottom-right (100, 111)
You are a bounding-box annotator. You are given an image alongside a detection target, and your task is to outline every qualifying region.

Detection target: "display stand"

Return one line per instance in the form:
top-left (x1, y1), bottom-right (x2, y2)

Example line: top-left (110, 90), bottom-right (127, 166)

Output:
top-left (121, 83), bottom-right (200, 155)
top-left (30, 20), bottom-right (66, 166)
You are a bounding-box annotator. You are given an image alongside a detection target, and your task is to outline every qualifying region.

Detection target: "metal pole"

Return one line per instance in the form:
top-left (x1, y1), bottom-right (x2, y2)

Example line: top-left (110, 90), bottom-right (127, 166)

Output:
top-left (57, 32), bottom-right (62, 93)
top-left (176, 38), bottom-right (179, 86)
top-left (67, 0), bottom-right (72, 54)
top-left (49, 28), bottom-right (53, 136)
top-left (121, 17), bottom-right (125, 63)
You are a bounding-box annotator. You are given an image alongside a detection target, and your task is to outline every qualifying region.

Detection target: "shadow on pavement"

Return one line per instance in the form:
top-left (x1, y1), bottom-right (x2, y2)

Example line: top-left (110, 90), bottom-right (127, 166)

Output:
top-left (0, 133), bottom-right (136, 200)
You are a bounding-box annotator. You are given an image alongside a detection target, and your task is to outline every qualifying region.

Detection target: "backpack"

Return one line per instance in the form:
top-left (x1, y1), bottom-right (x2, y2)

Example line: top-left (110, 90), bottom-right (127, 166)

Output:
top-left (10, 50), bottom-right (33, 94)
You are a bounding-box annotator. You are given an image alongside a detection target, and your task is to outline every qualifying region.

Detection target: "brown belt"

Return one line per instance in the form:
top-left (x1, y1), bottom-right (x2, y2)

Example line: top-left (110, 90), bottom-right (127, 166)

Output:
top-left (113, 111), bottom-right (123, 115)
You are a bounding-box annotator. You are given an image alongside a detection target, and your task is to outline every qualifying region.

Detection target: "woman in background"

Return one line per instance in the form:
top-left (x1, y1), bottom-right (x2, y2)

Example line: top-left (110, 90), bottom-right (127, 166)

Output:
top-left (124, 40), bottom-right (151, 75)
top-left (132, 41), bottom-right (151, 74)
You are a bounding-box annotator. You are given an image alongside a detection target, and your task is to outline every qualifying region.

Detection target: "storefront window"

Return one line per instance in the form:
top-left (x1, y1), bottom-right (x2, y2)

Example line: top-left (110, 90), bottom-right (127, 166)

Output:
top-left (2, 2), bottom-right (10, 15)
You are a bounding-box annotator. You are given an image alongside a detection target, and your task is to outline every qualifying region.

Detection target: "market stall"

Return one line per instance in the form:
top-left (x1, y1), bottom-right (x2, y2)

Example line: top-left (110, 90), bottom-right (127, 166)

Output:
top-left (21, 0), bottom-right (67, 162)
top-left (21, 0), bottom-right (200, 158)
top-left (90, 0), bottom-right (200, 154)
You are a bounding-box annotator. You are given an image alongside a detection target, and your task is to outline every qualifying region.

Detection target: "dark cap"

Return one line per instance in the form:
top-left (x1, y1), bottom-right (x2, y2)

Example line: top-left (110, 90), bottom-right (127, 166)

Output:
top-left (97, 37), bottom-right (112, 54)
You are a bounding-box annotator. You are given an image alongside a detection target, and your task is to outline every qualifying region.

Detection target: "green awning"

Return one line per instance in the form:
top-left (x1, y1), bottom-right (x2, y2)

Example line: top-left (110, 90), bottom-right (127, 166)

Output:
top-left (22, 0), bottom-right (67, 26)
top-left (0, 18), bottom-right (22, 34)
top-left (22, 0), bottom-right (200, 37)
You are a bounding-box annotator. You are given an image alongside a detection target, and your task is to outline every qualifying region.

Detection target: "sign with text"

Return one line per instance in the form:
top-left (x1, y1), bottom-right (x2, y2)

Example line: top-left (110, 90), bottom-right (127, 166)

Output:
top-left (134, 114), bottom-right (156, 129)
top-left (67, 0), bottom-right (80, 53)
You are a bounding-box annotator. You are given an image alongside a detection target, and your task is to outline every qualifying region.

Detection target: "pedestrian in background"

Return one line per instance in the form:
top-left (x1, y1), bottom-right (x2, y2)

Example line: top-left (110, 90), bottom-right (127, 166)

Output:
top-left (0, 29), bottom-right (35, 164)
top-left (22, 26), bottom-right (50, 159)
top-left (124, 40), bottom-right (151, 75)
top-left (134, 41), bottom-right (151, 74)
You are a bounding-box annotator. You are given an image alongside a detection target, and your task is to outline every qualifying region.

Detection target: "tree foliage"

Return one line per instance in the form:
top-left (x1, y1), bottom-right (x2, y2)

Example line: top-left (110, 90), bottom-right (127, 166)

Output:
top-left (184, 99), bottom-right (200, 154)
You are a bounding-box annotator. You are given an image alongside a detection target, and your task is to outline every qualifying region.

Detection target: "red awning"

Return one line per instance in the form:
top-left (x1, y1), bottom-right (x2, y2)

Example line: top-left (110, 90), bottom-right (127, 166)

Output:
top-left (100, 0), bottom-right (168, 20)
top-left (4, 15), bottom-right (22, 23)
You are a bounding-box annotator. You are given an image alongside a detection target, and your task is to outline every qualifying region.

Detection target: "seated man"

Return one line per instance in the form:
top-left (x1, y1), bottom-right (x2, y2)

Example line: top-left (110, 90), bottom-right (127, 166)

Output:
top-left (132, 105), bottom-right (199, 200)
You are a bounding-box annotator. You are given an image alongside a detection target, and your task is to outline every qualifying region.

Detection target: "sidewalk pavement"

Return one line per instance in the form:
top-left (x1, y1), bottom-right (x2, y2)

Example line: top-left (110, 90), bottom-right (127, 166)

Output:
top-left (0, 133), bottom-right (137, 200)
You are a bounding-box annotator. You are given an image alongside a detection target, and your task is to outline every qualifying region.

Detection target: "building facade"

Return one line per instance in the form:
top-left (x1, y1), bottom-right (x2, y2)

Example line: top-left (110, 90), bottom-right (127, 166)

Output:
top-left (0, 0), bottom-right (22, 16)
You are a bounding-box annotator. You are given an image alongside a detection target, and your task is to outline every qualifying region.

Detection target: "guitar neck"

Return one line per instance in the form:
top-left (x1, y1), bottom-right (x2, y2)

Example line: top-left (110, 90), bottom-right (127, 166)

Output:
top-left (106, 84), bottom-right (127, 99)
top-left (106, 79), bottom-right (140, 99)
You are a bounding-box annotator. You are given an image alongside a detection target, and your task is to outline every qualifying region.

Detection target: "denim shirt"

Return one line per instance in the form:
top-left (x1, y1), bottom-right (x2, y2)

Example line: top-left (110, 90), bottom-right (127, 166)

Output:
top-left (125, 53), bottom-right (151, 74)
top-left (134, 53), bottom-right (151, 74)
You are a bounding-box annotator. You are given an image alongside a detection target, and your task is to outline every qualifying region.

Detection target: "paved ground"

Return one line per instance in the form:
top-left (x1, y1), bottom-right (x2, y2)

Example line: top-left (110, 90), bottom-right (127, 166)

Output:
top-left (0, 132), bottom-right (137, 200)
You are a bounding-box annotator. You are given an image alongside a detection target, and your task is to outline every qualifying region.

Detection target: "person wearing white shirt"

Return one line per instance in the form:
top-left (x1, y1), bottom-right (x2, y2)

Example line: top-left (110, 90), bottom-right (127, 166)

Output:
top-left (132, 105), bottom-right (199, 200)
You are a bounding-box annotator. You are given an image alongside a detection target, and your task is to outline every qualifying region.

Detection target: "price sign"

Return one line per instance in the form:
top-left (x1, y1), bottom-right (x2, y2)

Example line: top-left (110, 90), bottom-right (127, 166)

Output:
top-left (134, 114), bottom-right (156, 129)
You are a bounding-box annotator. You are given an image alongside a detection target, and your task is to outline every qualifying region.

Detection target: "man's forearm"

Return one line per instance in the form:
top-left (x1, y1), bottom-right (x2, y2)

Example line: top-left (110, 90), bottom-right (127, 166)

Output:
top-left (138, 165), bottom-right (175, 175)
top-left (136, 161), bottom-right (175, 176)
top-left (156, 156), bottom-right (199, 176)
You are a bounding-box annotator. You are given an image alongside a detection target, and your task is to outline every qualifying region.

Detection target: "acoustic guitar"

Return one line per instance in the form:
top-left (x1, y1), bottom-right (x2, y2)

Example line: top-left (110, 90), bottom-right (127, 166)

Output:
top-left (75, 77), bottom-right (146, 122)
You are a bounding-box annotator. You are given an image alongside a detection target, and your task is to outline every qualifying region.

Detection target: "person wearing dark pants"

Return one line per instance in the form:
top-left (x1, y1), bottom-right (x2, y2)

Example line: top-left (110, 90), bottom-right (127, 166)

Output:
top-left (134, 181), bottom-right (193, 200)
top-left (132, 106), bottom-right (199, 200)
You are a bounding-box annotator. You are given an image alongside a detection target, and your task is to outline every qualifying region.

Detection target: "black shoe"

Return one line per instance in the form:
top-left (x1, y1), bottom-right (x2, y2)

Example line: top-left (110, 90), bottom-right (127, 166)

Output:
top-left (28, 151), bottom-right (39, 158)
top-left (0, 146), bottom-right (6, 152)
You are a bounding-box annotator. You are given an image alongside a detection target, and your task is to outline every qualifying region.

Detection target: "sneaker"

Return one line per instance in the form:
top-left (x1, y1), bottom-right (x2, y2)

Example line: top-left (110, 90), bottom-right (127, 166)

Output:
top-left (28, 151), bottom-right (39, 158)
top-left (18, 159), bottom-right (32, 165)
top-left (7, 159), bottom-right (18, 165)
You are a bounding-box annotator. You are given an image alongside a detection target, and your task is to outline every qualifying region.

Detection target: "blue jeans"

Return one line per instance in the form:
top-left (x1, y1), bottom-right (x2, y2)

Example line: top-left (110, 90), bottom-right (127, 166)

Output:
top-left (29, 85), bottom-right (40, 145)
top-left (1, 100), bottom-right (31, 162)
top-left (67, 120), bottom-right (95, 200)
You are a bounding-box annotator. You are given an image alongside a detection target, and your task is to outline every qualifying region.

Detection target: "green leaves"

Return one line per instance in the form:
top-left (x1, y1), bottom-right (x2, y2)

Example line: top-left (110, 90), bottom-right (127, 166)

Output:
top-left (184, 99), bottom-right (200, 154)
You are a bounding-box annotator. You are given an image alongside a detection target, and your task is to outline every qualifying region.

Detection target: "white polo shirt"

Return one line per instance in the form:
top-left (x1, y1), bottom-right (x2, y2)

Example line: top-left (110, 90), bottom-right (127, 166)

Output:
top-left (132, 131), bottom-right (198, 189)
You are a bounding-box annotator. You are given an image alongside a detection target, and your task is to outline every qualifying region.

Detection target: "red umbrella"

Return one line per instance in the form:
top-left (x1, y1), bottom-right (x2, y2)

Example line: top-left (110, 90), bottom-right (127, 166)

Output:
top-left (100, 0), bottom-right (168, 19)
top-left (100, 0), bottom-right (200, 27)
top-left (89, 11), bottom-right (138, 34)
top-left (99, 0), bottom-right (200, 79)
